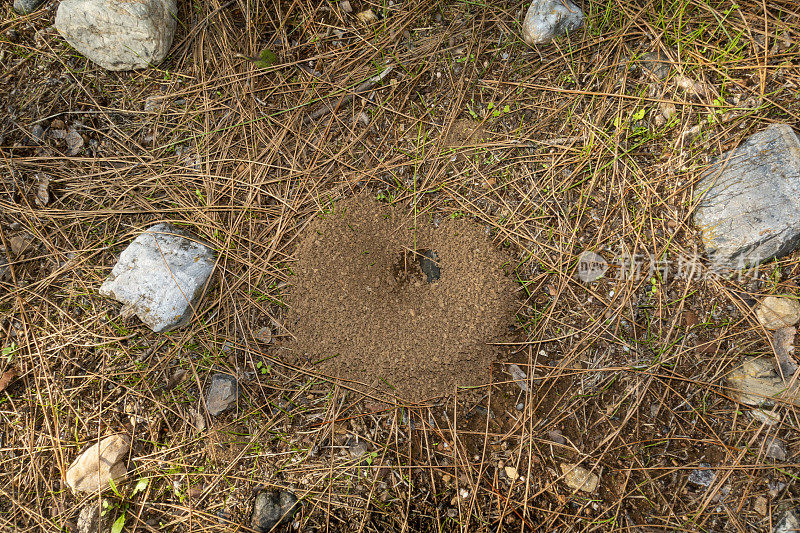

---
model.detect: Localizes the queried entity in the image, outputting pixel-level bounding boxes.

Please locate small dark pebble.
[251,490,299,532]
[30,124,45,145]
[418,249,440,283]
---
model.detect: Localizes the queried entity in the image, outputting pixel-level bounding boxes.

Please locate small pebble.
[688,464,716,487]
[775,509,800,533]
[205,373,239,416]
[560,463,599,493]
[756,296,800,330]
[765,438,787,461]
[504,465,519,480]
[251,490,299,533]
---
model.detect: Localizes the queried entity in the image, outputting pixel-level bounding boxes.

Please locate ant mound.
[283,195,518,400]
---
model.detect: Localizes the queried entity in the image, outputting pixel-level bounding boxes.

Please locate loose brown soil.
[283,195,518,400]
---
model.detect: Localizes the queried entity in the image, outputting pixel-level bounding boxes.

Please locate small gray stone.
[77,500,109,533]
[522,0,584,45]
[688,464,716,487]
[639,50,673,80]
[765,438,787,461]
[13,0,46,14]
[205,373,239,416]
[0,253,8,281]
[348,439,368,459]
[694,124,800,271]
[251,490,299,532]
[417,249,440,283]
[99,223,215,333]
[775,509,800,533]
[54,0,177,71]
[750,408,780,426]
[29,123,45,145]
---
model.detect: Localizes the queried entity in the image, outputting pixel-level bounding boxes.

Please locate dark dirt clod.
[251,490,299,532]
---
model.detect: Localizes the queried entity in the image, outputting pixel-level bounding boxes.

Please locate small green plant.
[111,514,125,533]
[131,478,149,496]
[375,191,395,203]
[486,102,511,118]
[2,342,17,363]
[254,49,278,69]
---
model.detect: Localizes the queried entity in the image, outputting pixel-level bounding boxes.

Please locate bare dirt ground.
[1,0,800,531]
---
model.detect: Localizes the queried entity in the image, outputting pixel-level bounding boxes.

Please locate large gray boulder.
[522,0,584,45]
[100,223,215,333]
[54,0,177,71]
[694,124,800,271]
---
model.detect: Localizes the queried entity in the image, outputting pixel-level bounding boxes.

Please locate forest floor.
[1,0,800,531]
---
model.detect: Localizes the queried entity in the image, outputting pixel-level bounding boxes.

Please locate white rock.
[756,296,800,330]
[54,0,177,71]
[504,465,520,480]
[750,408,781,426]
[66,435,130,493]
[775,509,800,533]
[522,0,584,45]
[560,463,599,493]
[100,223,215,333]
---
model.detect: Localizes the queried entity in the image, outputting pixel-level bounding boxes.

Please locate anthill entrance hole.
[392,249,441,284]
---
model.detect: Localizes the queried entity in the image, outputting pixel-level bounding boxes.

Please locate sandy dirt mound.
[283,195,518,400]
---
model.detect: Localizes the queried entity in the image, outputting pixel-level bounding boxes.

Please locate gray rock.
[688,464,715,487]
[13,0,46,14]
[99,223,215,333]
[775,509,800,533]
[0,253,8,281]
[77,500,109,533]
[522,0,584,45]
[54,0,177,71]
[417,249,440,283]
[765,438,787,461]
[29,123,45,145]
[205,373,239,416]
[251,490,299,532]
[348,439,368,459]
[694,124,800,271]
[639,50,673,80]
